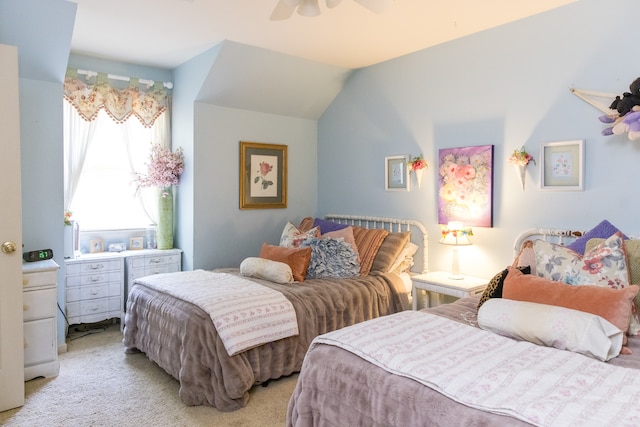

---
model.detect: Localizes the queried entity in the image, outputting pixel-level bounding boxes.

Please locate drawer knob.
[23,278,28,286]
[90,290,99,295]
[150,258,162,264]
[23,304,28,312]
[90,276,100,282]
[89,263,104,270]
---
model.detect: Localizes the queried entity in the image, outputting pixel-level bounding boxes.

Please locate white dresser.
[124,248,182,308]
[22,259,60,381]
[64,253,125,329]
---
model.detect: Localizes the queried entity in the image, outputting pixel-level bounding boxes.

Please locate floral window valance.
[63,69,170,128]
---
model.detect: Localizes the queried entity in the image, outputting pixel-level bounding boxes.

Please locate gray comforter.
[286,296,640,427]
[122,268,407,411]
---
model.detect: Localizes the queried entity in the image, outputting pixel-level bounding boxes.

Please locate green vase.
[157,187,174,249]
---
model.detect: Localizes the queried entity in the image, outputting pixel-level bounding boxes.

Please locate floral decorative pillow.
[534,232,630,288]
[300,237,360,279]
[279,221,320,248]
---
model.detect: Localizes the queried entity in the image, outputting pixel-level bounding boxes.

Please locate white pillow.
[478,298,623,361]
[240,257,294,284]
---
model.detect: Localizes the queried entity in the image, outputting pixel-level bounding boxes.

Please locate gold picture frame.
[240,141,287,209]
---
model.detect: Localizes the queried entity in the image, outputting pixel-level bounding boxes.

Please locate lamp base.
[448,273,464,280]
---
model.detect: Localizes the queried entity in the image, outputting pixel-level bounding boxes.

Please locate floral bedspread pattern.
[312,310,640,427]
[134,270,298,356]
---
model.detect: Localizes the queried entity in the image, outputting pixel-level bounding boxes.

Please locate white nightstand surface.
[412,271,489,310]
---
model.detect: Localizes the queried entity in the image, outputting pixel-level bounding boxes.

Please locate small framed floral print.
[130,237,144,250]
[540,140,584,191]
[385,155,410,191]
[89,239,104,253]
[240,141,287,209]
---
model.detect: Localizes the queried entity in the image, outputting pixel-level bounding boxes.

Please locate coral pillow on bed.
[259,243,312,282]
[240,257,294,284]
[478,298,623,361]
[477,266,530,310]
[502,266,639,336]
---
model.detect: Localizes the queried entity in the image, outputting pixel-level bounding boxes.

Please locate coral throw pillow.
[503,266,638,336]
[259,243,312,282]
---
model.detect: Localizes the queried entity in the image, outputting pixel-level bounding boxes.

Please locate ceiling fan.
[270,0,393,21]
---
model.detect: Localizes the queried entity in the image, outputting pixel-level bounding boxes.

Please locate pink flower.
[136,143,184,190]
[259,162,273,176]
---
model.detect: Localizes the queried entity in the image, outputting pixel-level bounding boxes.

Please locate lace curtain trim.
[63,71,169,128]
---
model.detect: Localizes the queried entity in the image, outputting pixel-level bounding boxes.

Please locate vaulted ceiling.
[69,0,577,70]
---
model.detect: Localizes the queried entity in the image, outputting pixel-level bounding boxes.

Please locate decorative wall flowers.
[508,146,535,190]
[408,155,428,189]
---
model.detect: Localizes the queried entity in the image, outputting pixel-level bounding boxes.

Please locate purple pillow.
[566,220,628,254]
[313,218,348,234]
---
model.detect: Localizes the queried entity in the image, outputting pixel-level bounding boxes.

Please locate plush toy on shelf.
[599,77,640,140]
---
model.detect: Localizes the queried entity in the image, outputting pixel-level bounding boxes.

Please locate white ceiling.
[69,0,576,70]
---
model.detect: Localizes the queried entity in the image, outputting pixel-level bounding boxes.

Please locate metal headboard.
[513,228,585,257]
[324,214,428,274]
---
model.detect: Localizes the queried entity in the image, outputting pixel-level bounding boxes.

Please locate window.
[64,104,169,231]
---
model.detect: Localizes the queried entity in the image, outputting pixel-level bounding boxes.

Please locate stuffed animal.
[600,77,640,139]
[613,108,640,140]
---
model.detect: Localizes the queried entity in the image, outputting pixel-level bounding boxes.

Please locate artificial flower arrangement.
[64,210,73,226]
[508,146,535,167]
[136,143,185,195]
[407,155,428,172]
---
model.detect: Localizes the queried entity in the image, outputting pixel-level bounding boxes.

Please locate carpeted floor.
[0,323,297,426]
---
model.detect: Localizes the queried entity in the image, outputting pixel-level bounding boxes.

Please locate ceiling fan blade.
[270,0,300,21]
[352,0,393,14]
[325,0,342,8]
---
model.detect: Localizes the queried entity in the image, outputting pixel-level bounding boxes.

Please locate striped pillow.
[352,227,389,275]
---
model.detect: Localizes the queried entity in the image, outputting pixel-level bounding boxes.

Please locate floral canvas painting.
[438,145,493,227]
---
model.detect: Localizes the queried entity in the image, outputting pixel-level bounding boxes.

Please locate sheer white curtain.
[63,99,98,211]
[122,110,171,225]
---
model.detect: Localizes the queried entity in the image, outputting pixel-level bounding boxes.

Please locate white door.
[0,43,25,412]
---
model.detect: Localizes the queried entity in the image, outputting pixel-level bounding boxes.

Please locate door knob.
[1,241,16,254]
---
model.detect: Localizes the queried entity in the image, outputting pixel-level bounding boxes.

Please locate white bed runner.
[135,270,298,356]
[312,310,640,427]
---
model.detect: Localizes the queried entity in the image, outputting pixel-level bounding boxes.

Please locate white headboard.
[324,214,428,274]
[513,228,586,257]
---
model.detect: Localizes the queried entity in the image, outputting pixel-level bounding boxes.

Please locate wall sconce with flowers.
[408,154,428,189]
[508,146,535,190]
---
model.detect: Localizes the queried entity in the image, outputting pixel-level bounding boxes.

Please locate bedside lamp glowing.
[439,221,473,280]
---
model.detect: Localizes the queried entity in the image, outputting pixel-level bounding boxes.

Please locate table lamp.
[439,221,473,280]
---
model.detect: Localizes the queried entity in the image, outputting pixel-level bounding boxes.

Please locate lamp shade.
[440,221,473,246]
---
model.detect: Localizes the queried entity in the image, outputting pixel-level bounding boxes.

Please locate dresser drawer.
[66,270,121,287]
[78,259,122,273]
[23,288,56,321]
[66,296,121,318]
[129,254,180,268]
[80,282,121,300]
[22,270,56,289]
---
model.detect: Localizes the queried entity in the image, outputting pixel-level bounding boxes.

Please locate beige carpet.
[0,324,297,426]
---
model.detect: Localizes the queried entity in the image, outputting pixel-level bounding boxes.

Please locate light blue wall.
[318,0,640,280]
[192,104,318,269]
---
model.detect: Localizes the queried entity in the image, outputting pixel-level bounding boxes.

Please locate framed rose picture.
[385,155,410,191]
[240,141,287,209]
[540,140,584,191]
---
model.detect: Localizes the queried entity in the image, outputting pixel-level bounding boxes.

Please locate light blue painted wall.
[192,104,318,269]
[318,0,640,280]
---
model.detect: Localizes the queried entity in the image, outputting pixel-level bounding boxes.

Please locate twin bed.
[122,214,428,411]
[287,225,640,426]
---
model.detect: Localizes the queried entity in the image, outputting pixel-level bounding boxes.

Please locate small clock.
[23,249,54,262]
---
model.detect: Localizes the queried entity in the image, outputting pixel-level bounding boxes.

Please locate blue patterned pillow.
[301,237,360,279]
